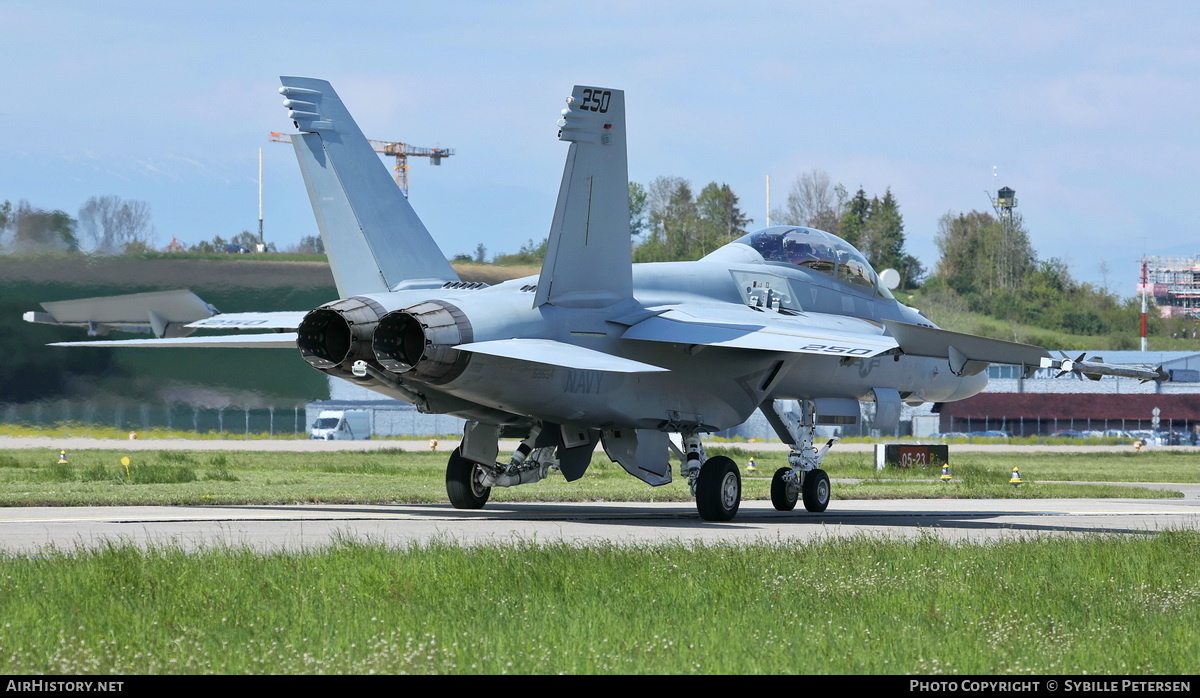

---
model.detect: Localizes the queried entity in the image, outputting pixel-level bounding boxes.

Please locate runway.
[1,493,1197,552]
[2,437,1197,551]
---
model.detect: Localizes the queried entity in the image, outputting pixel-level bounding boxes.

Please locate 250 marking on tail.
[578,88,612,113]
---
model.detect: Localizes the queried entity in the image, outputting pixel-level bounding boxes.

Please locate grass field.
[1,533,1197,674]
[0,447,1187,507]
[0,447,1194,675]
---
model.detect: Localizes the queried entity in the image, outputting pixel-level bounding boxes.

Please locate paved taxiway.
[1,438,1196,551]
[1,492,1196,552]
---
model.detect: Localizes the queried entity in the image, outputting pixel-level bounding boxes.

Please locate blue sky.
[3,1,1197,293]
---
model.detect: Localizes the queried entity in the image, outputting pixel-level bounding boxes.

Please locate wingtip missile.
[1040,355,1169,382]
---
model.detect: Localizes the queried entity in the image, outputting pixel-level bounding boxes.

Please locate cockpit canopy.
[733,226,894,299]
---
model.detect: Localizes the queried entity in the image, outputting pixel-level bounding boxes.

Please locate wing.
[28,291,304,349]
[619,304,898,358]
[881,319,1047,376]
[882,319,1167,381]
[23,289,218,338]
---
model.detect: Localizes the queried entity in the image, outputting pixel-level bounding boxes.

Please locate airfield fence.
[0,400,308,437]
[949,415,1199,442]
[4,399,1194,442]
[0,400,468,439]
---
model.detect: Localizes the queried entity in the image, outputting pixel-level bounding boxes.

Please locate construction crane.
[269,132,454,198]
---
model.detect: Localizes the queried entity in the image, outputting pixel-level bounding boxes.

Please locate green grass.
[824,449,1200,484]
[0,448,1184,507]
[0,533,1197,674]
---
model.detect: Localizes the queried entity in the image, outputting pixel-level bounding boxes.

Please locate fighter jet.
[44,77,1168,520]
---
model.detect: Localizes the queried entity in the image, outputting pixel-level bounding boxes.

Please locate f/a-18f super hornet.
[41,77,1168,520]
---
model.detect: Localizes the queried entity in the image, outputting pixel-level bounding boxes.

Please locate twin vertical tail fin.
[534,86,633,309]
[278,77,458,298]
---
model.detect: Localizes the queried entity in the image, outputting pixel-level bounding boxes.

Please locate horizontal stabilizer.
[622,306,898,357]
[455,339,668,373]
[50,333,298,349]
[187,312,306,331]
[25,289,217,338]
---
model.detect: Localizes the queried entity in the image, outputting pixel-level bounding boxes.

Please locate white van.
[310,410,371,440]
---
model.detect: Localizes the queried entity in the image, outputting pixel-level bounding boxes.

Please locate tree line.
[0,195,328,255]
[630,178,753,262]
[622,171,922,291]
[926,209,1146,344]
[0,196,157,254]
[622,169,1151,342]
[6,178,1166,343]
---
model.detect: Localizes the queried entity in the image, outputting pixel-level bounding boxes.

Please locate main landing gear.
[446,426,560,510]
[766,400,835,514]
[673,402,839,522]
[772,466,830,512]
[447,407,836,521]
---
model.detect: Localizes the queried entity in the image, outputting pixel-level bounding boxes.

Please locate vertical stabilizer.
[279,77,458,297]
[534,86,632,309]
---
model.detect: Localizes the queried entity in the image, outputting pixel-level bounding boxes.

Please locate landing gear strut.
[766,400,835,513]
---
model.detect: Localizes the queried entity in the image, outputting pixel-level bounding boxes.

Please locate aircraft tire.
[802,468,830,513]
[771,467,798,511]
[696,456,740,521]
[446,447,491,509]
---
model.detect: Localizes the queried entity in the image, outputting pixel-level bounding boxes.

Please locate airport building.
[1140,256,1200,318]
[936,350,1200,438]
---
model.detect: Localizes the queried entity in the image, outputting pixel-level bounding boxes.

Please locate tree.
[636,176,700,262]
[860,189,921,288]
[934,210,1034,302]
[6,200,78,252]
[628,181,648,238]
[696,182,752,255]
[0,200,10,239]
[838,187,871,250]
[493,238,547,265]
[473,243,488,264]
[291,235,325,255]
[774,169,846,233]
[191,235,228,254]
[77,196,156,254]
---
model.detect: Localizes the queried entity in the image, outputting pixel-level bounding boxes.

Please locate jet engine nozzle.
[297,297,389,373]
[373,300,473,384]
